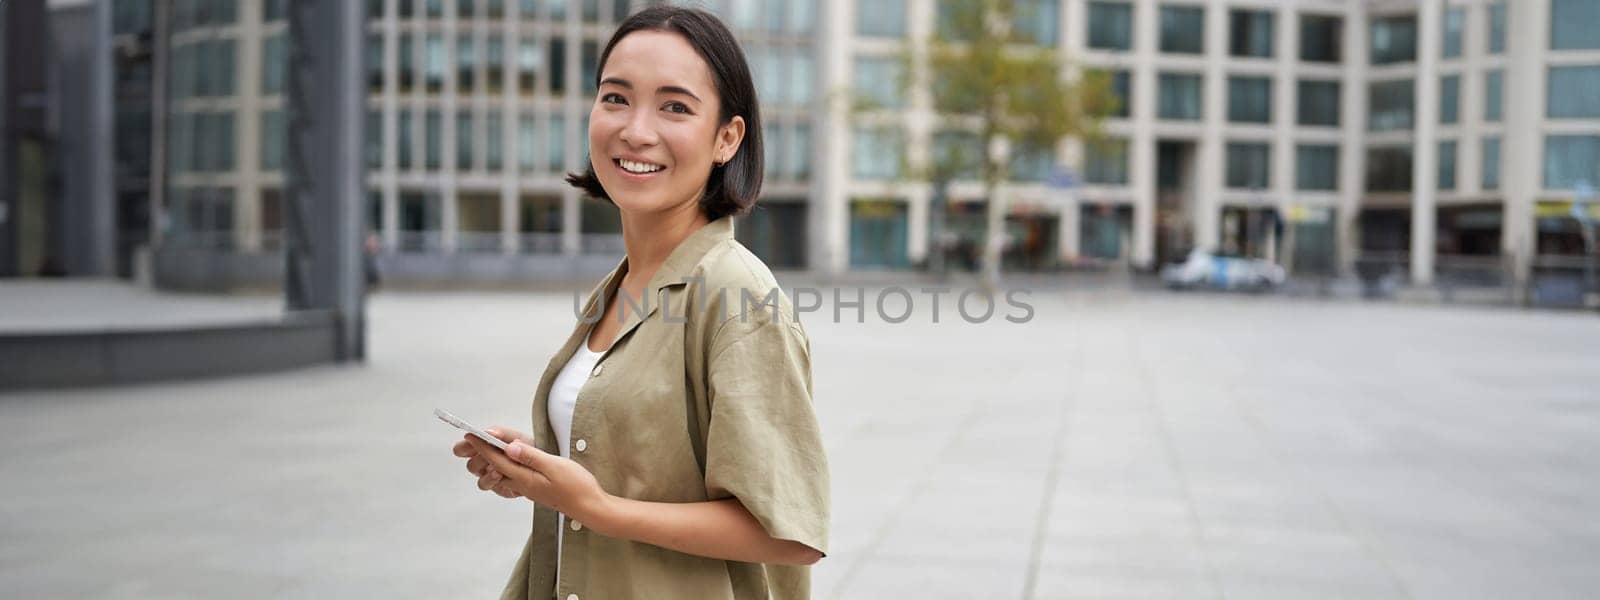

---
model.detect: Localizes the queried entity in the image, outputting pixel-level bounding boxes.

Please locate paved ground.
[2,286,1598,599]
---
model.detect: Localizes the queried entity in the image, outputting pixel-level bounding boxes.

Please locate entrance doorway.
[1155,140,1197,264]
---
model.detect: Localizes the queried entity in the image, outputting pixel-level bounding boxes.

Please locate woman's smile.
[613,156,667,181]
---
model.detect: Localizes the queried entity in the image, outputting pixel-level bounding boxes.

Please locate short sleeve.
[703,315,830,555]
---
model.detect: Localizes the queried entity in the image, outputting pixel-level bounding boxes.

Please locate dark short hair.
[565,6,763,221]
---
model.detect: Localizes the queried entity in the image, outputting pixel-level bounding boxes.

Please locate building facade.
[121,0,1600,291]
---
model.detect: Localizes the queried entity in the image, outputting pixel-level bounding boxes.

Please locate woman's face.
[589,30,744,216]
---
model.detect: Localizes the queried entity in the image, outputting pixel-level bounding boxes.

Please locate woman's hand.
[464,434,612,521]
[452,427,529,499]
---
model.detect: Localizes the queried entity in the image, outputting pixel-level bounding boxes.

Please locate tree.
[857,0,1118,291]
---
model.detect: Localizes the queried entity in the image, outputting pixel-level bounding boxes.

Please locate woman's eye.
[662,102,691,115]
[601,93,628,105]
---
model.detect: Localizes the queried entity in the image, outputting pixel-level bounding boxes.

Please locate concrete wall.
[0,310,341,390]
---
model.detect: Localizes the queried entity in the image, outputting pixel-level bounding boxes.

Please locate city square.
[3,287,1597,599]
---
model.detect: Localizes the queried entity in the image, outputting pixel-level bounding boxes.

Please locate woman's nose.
[619,111,659,147]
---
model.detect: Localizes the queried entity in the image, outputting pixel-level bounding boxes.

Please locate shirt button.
[570,520,583,531]
[591,363,603,377]
[566,595,579,600]
[574,439,588,452]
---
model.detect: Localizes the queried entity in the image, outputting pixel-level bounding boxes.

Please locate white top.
[547,332,605,577]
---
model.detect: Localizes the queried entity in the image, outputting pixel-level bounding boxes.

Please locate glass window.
[400,0,415,18]
[1088,2,1133,51]
[849,199,909,269]
[1484,70,1503,121]
[1084,138,1129,185]
[1230,9,1274,58]
[518,114,537,171]
[547,114,566,171]
[460,0,477,18]
[1108,70,1131,118]
[114,0,153,33]
[518,37,541,94]
[1442,7,1464,58]
[763,123,783,177]
[261,110,284,171]
[1227,77,1272,123]
[366,110,383,170]
[486,37,505,91]
[425,34,446,91]
[1008,140,1054,182]
[488,0,505,19]
[854,56,903,109]
[754,46,782,106]
[1226,142,1270,189]
[1548,66,1600,118]
[211,40,237,97]
[1440,75,1459,124]
[789,123,811,180]
[932,130,982,179]
[732,0,761,31]
[857,0,906,37]
[425,110,442,170]
[790,52,815,107]
[1296,144,1338,191]
[212,112,236,171]
[398,109,414,169]
[262,35,285,96]
[1368,79,1414,131]
[458,37,477,92]
[1482,137,1500,190]
[1160,6,1205,54]
[1300,15,1342,63]
[264,0,286,22]
[549,37,566,95]
[1365,146,1413,192]
[519,0,535,18]
[581,41,599,95]
[1438,140,1456,190]
[1297,80,1340,127]
[788,0,815,34]
[581,0,599,22]
[853,127,902,180]
[1553,0,1600,50]
[1158,73,1202,120]
[367,33,385,92]
[1370,15,1417,65]
[486,111,503,171]
[427,0,443,18]
[1012,0,1059,47]
[210,0,238,25]
[1488,2,1506,54]
[398,33,415,91]
[1544,135,1600,190]
[550,0,568,19]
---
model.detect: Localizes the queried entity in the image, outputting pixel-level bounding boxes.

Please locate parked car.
[1161,248,1286,292]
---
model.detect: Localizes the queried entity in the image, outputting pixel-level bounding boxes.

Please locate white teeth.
[619,159,663,174]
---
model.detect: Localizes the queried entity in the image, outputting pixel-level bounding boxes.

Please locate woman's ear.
[714,116,745,164]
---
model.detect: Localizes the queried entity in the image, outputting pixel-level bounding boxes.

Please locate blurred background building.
[3,0,1598,300]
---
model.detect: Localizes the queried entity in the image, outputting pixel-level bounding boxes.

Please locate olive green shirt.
[501,217,830,600]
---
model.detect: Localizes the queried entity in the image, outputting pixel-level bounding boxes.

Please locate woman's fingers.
[452,437,477,458]
[466,455,489,476]
[477,469,502,491]
[491,482,519,499]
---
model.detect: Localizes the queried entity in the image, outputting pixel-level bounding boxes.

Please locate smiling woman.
[448,6,828,600]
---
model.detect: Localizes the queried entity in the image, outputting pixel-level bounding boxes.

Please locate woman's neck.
[617,201,711,290]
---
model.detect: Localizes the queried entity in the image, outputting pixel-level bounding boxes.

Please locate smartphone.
[435,408,510,451]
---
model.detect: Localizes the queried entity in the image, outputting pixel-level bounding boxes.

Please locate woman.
[451,6,829,600]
